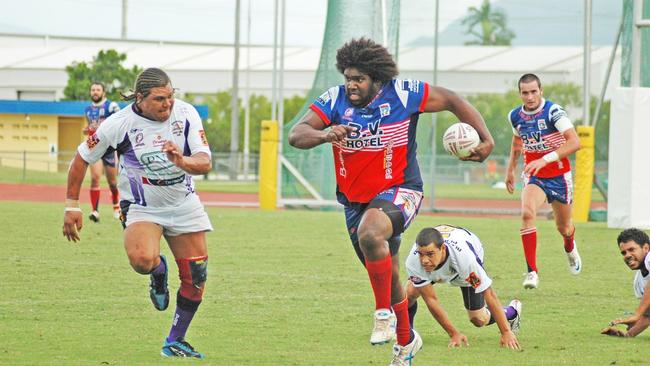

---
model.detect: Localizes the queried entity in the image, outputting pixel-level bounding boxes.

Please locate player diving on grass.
[601,228,650,337]
[288,38,494,366]
[406,226,521,350]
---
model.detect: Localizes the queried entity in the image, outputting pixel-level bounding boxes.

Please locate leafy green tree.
[63,49,141,101]
[462,0,515,46]
[434,82,584,157]
[197,91,306,153]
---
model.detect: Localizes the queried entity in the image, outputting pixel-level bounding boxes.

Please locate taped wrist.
[542,151,559,163]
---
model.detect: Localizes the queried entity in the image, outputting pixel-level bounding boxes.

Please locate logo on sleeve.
[465,272,481,289]
[86,134,100,149]
[316,90,331,105]
[171,120,184,136]
[409,275,427,285]
[379,103,391,117]
[199,130,209,146]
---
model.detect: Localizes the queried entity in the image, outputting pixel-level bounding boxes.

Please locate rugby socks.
[90,187,100,211]
[407,300,418,328]
[486,306,518,325]
[365,255,392,310]
[563,227,575,253]
[109,185,119,205]
[151,256,166,277]
[520,227,538,273]
[167,294,200,342]
[393,297,411,346]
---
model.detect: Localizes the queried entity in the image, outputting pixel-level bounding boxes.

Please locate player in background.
[288,38,494,366]
[406,226,521,350]
[601,228,650,337]
[505,73,582,289]
[63,68,212,358]
[84,82,121,222]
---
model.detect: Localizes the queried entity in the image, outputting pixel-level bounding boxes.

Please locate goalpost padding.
[607,87,650,228]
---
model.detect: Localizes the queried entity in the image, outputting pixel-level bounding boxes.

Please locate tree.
[461,0,515,46]
[63,49,141,101]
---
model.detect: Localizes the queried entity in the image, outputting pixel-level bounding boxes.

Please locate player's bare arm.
[524,127,581,176]
[411,281,468,348]
[288,110,355,149]
[484,287,520,350]
[505,136,522,194]
[607,280,650,337]
[63,153,90,242]
[162,142,211,175]
[422,85,494,162]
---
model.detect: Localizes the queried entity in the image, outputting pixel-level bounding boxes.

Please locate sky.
[0,0,487,45]
[0,0,621,46]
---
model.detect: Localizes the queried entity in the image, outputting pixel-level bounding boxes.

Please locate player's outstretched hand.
[448,332,469,348]
[600,326,627,337]
[460,141,493,162]
[63,211,83,242]
[610,314,639,327]
[325,125,355,143]
[500,331,520,350]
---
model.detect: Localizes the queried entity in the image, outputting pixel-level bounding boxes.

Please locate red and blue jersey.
[508,99,574,178]
[85,99,120,134]
[310,79,429,204]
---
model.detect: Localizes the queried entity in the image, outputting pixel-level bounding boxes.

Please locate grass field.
[0,201,645,365]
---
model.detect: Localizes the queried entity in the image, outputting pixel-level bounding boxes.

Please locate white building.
[0,34,620,102]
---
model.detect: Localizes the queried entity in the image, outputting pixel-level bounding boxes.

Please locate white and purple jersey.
[77,99,211,209]
[633,251,650,299]
[508,99,574,178]
[406,225,492,293]
[85,99,120,133]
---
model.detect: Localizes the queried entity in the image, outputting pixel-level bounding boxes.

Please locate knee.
[178,256,208,302]
[521,207,536,223]
[358,228,385,252]
[469,316,486,327]
[128,253,159,274]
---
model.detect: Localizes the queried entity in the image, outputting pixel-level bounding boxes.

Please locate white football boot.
[370,308,396,345]
[507,299,522,335]
[566,244,582,275]
[522,271,539,289]
[389,329,423,366]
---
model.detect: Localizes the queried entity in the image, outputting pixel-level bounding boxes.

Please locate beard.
[91,95,103,103]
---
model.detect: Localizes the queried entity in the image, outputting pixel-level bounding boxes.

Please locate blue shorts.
[101,149,117,168]
[344,186,423,263]
[524,172,573,204]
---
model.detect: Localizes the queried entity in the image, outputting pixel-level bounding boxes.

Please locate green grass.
[0,202,644,365]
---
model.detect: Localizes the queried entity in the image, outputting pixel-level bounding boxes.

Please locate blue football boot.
[161,337,205,359]
[149,255,169,311]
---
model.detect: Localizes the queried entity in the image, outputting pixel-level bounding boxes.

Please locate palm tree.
[461,0,515,46]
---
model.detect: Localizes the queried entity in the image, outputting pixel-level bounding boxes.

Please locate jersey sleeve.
[108,101,120,115]
[549,103,573,133]
[507,109,519,136]
[183,104,212,157]
[457,250,492,293]
[77,115,119,164]
[393,79,429,114]
[309,86,342,126]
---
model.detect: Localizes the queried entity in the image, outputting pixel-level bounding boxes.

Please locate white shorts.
[124,194,213,237]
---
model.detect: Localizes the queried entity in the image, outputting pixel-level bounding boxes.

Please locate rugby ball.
[442,122,480,158]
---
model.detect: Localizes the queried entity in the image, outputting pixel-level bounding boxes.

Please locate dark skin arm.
[423,86,494,162]
[62,153,89,242]
[288,109,355,149]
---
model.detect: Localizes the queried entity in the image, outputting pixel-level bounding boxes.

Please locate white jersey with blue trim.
[633,251,650,299]
[406,225,492,293]
[77,99,211,209]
